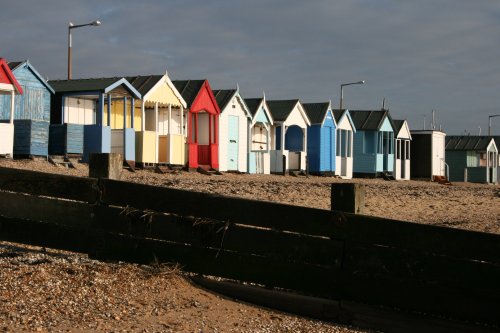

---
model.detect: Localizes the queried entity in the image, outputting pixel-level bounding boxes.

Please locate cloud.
[1,0,500,133]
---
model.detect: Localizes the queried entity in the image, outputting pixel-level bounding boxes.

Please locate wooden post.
[331,183,364,214]
[89,153,122,180]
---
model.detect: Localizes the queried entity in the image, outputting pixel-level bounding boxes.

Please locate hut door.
[227,116,239,170]
[325,128,332,170]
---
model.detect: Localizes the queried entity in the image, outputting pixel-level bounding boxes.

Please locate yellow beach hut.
[104,73,187,166]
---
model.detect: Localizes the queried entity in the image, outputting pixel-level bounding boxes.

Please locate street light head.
[92,20,101,26]
[359,80,365,84]
[69,22,74,27]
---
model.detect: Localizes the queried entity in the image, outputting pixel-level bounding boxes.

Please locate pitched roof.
[332,109,347,123]
[172,80,205,107]
[8,60,54,94]
[125,75,163,95]
[212,89,236,110]
[49,78,124,93]
[302,102,330,124]
[244,98,263,117]
[349,110,391,131]
[445,136,496,151]
[266,99,300,122]
[392,119,405,133]
[0,58,23,94]
[7,61,23,71]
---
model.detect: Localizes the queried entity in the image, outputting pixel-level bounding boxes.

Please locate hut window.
[405,140,410,160]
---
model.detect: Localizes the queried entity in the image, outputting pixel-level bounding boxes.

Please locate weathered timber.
[191,276,343,322]
[100,179,335,237]
[341,301,500,333]
[0,190,92,228]
[332,212,500,264]
[331,183,365,214]
[89,153,122,180]
[0,215,95,254]
[91,205,344,267]
[0,166,98,203]
[92,233,339,296]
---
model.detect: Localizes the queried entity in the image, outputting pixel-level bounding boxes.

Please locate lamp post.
[68,20,101,80]
[488,114,500,136]
[340,80,365,110]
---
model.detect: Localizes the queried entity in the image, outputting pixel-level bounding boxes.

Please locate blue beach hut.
[0,60,54,157]
[303,101,336,175]
[350,109,395,178]
[49,78,141,163]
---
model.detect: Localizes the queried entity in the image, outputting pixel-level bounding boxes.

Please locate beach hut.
[0,60,54,157]
[103,74,187,166]
[213,88,251,172]
[303,102,336,175]
[410,130,447,180]
[350,110,395,178]
[244,96,274,174]
[49,78,141,164]
[393,119,412,180]
[267,99,311,173]
[332,109,356,179]
[0,58,23,157]
[445,136,498,184]
[172,80,221,170]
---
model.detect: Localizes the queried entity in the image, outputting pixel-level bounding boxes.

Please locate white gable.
[283,102,311,128]
[396,120,412,140]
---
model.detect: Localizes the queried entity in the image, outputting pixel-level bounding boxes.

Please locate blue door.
[324,128,332,171]
[228,116,239,170]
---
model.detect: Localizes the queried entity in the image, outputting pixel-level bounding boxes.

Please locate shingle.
[212,89,236,111]
[172,80,206,107]
[266,99,299,122]
[302,102,329,124]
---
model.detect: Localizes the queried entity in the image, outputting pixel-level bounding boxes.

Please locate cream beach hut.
[213,88,251,172]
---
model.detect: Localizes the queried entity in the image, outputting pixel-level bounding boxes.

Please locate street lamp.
[68,20,101,80]
[488,114,500,136]
[340,80,365,110]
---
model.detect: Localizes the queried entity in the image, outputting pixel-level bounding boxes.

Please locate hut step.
[382,171,395,181]
[123,160,136,173]
[48,156,75,168]
[197,166,222,176]
[433,175,452,186]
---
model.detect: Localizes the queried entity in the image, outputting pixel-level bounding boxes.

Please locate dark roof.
[332,109,348,123]
[48,78,127,93]
[445,136,495,151]
[172,80,206,107]
[7,61,23,71]
[349,110,391,131]
[392,119,405,133]
[266,99,299,122]
[244,98,263,116]
[125,75,163,95]
[302,102,329,124]
[212,89,236,110]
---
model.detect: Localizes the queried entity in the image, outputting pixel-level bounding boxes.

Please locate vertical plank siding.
[13,119,49,156]
[0,64,52,156]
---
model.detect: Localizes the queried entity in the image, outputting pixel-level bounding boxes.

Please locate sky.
[2,0,500,135]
